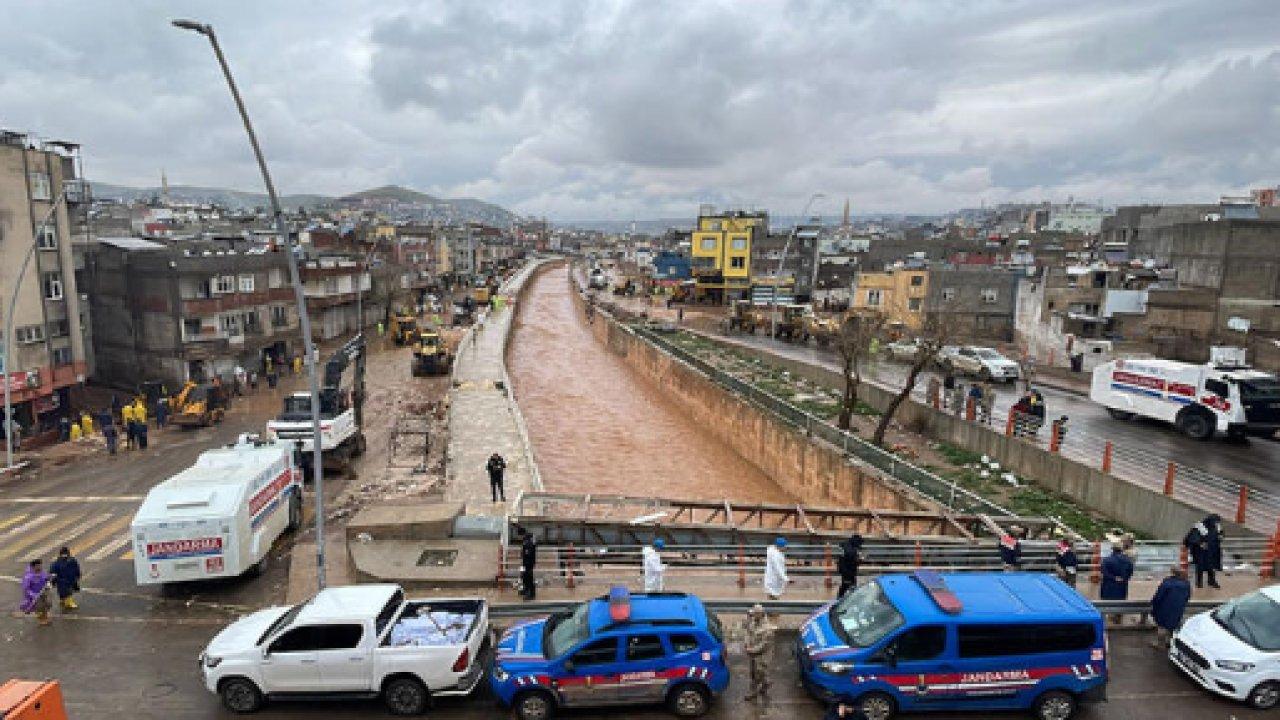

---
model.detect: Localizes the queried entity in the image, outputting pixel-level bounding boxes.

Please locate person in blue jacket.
[49,546,82,611]
[1100,544,1135,624]
[1150,565,1191,649]
[1184,514,1223,589]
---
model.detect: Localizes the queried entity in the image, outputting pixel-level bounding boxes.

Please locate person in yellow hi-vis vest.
[69,422,83,441]
[121,403,135,449]
[80,412,94,435]
[292,356,302,375]
[133,400,147,424]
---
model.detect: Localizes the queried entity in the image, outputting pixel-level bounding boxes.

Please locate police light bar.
[608,586,631,623]
[912,570,963,615]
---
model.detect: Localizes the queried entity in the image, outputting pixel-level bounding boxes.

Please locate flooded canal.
[508,265,793,503]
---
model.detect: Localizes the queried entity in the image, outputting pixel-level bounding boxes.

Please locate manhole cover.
[416,548,458,567]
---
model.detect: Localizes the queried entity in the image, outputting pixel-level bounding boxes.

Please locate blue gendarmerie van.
[797,571,1107,720]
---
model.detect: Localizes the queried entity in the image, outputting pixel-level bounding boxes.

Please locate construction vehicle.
[170,380,229,428]
[804,313,841,347]
[723,300,767,335]
[411,328,453,376]
[452,296,476,327]
[472,284,491,306]
[389,310,418,346]
[1,679,69,720]
[265,334,367,474]
[773,303,813,341]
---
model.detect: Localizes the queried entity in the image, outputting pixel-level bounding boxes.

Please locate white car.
[1170,584,1280,710]
[200,584,490,715]
[939,345,1021,382]
[885,338,927,362]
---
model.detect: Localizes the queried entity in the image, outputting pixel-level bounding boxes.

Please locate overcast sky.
[3,0,1279,219]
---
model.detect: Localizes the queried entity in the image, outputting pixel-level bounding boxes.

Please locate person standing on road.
[950,382,966,417]
[836,533,863,597]
[50,546,81,612]
[136,418,149,450]
[102,418,118,455]
[999,526,1025,570]
[1184,514,1224,589]
[156,397,169,428]
[967,382,983,420]
[292,355,302,376]
[926,376,942,409]
[518,527,537,600]
[19,559,53,626]
[643,538,667,592]
[1100,544,1135,624]
[742,604,775,701]
[486,453,507,502]
[979,381,996,424]
[1054,540,1079,587]
[121,402,135,449]
[764,537,789,600]
[1150,565,1191,649]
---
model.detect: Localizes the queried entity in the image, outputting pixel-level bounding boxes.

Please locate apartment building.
[300,254,370,340]
[85,236,301,388]
[690,207,768,303]
[852,266,929,331]
[0,131,91,433]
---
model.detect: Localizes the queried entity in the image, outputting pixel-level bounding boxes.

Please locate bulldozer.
[723,300,767,335]
[773,303,814,341]
[170,379,229,428]
[411,328,453,377]
[804,313,841,347]
[389,310,418,346]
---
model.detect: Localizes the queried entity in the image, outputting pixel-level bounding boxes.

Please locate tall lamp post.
[770,192,825,340]
[172,19,329,589]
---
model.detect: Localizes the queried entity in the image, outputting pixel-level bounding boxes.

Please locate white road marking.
[88,534,133,562]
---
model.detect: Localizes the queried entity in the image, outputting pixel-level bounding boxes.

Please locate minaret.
[841,198,850,228]
[161,169,170,204]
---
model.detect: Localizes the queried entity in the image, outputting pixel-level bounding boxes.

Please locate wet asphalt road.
[716,333,1280,494]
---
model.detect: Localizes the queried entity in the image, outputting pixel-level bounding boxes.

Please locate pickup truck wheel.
[1178,410,1214,440]
[286,493,302,532]
[513,690,555,720]
[667,683,710,717]
[855,691,896,720]
[383,676,429,715]
[219,678,264,714]
[1033,690,1077,720]
[1247,681,1279,710]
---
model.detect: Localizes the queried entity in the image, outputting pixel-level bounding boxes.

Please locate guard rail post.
[1163,462,1176,496]
[566,543,576,590]
[1235,486,1249,526]
[1101,441,1113,474]
[914,541,922,568]
[823,544,833,590]
[737,543,746,589]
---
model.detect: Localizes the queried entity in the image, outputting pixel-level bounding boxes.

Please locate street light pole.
[771,192,825,340]
[4,188,71,469]
[173,19,328,589]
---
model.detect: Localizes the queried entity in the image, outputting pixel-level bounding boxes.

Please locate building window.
[16,325,45,344]
[941,287,956,301]
[36,225,57,250]
[730,237,748,250]
[981,288,999,304]
[219,314,240,336]
[214,275,235,294]
[241,311,260,333]
[730,256,746,269]
[51,347,73,367]
[28,172,51,201]
[238,274,255,293]
[183,319,203,340]
[269,269,284,288]
[908,297,923,311]
[866,289,883,306]
[271,305,288,328]
[910,275,924,286]
[700,237,717,251]
[47,320,70,338]
[42,272,64,300]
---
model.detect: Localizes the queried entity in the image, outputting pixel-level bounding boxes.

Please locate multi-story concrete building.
[927,267,1022,341]
[750,225,820,302]
[851,266,929,331]
[300,254,370,341]
[0,132,91,434]
[690,207,768,303]
[85,236,301,387]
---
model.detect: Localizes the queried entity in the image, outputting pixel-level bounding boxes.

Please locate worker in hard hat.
[643,538,667,593]
[764,537,789,600]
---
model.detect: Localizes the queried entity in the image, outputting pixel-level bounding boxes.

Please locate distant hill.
[90,182,521,225]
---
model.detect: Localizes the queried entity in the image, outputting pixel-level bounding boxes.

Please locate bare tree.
[872,311,952,446]
[834,310,886,430]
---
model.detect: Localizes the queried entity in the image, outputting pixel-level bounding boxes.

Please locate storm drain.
[416,548,459,567]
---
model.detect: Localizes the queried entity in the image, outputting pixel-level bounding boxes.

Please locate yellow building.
[690,209,768,303]
[374,224,398,242]
[852,267,929,331]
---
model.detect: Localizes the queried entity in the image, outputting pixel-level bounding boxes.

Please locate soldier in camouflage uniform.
[742,604,775,701]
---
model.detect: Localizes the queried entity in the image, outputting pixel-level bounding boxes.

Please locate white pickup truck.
[200,584,490,715]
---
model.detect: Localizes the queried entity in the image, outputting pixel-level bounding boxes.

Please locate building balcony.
[181,287,294,315]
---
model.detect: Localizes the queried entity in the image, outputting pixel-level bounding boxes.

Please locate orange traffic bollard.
[914,541,923,568]
[823,544,833,590]
[965,397,976,422]
[1101,441,1113,473]
[1005,411,1015,438]
[1235,485,1249,525]
[1164,462,1176,496]
[1049,422,1062,452]
[737,543,746,589]
[566,543,576,590]
[1262,521,1280,580]
[1089,542,1102,584]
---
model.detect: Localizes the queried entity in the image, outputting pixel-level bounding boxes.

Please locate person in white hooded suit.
[643,538,667,592]
[764,537,789,599]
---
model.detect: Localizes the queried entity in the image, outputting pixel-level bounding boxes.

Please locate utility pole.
[173,19,329,589]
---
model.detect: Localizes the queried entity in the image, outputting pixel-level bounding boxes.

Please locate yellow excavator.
[389,310,418,346]
[411,329,453,377]
[170,379,229,428]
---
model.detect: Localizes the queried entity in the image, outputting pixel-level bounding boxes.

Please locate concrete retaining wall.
[561,285,941,519]
[701,338,1255,539]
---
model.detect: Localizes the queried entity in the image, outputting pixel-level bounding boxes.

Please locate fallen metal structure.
[510,491,1081,547]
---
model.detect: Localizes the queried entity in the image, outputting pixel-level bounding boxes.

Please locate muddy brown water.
[509,265,793,503]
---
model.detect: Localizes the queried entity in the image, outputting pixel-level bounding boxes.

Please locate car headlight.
[204,655,223,668]
[492,667,509,682]
[818,660,854,675]
[1214,659,1255,672]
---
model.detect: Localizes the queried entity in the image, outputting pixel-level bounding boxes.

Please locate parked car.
[199,584,490,715]
[491,588,729,719]
[939,346,1021,382]
[1170,584,1279,710]
[885,338,926,362]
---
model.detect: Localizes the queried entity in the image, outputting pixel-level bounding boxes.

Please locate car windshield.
[545,602,592,658]
[829,582,905,648]
[1212,591,1280,651]
[1239,378,1280,401]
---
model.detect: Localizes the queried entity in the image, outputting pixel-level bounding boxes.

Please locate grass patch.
[936,442,984,467]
